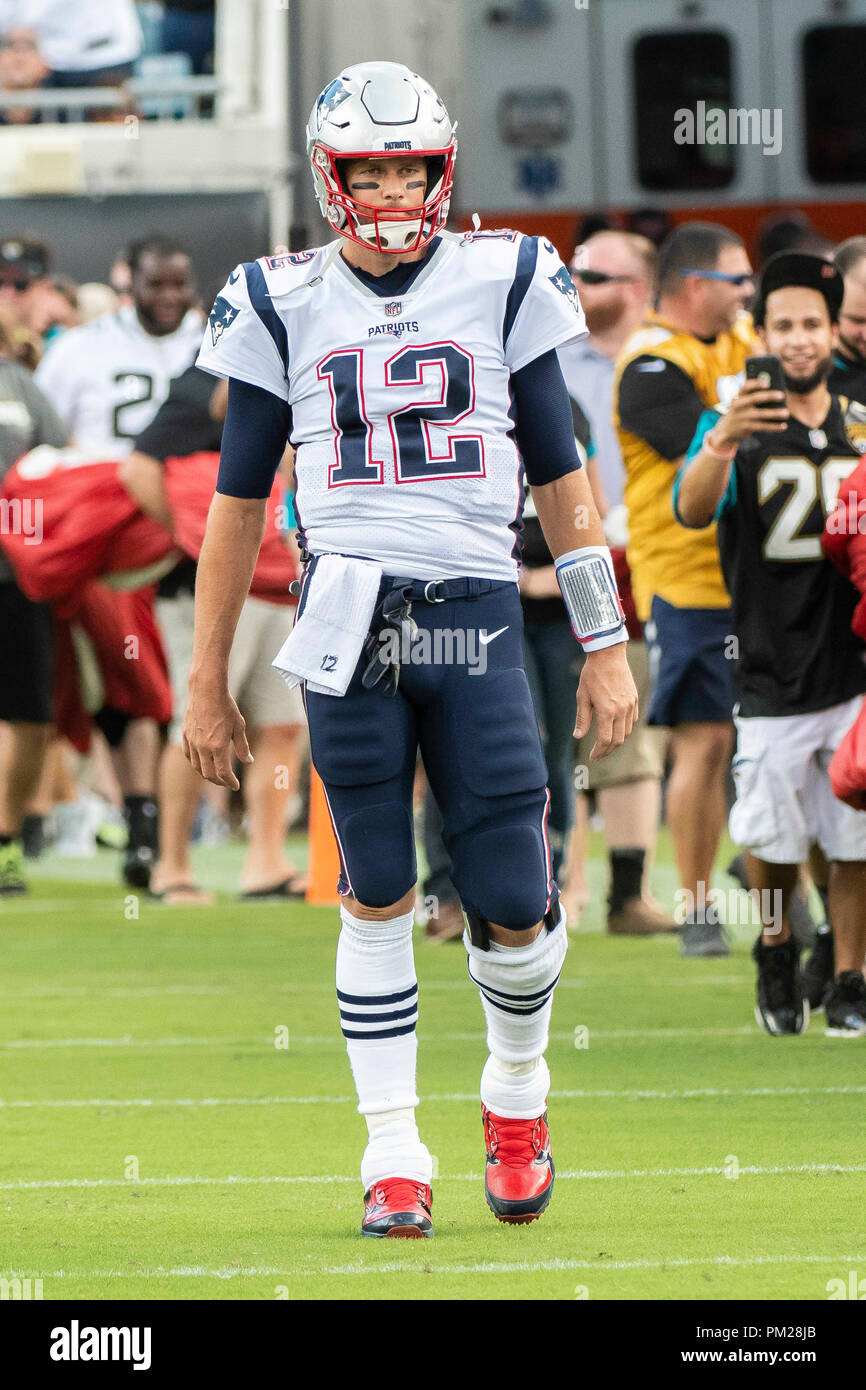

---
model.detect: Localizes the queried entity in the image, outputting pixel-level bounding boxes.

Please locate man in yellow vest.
[615,223,757,957]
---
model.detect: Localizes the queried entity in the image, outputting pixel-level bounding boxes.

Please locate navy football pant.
[302,578,556,930]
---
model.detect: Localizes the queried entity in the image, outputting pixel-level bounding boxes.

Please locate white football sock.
[336,904,432,1187]
[465,910,567,1119]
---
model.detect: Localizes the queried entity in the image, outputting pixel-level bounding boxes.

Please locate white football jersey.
[197,232,587,579]
[35,305,203,456]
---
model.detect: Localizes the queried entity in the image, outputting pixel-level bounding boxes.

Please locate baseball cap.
[754,251,843,326]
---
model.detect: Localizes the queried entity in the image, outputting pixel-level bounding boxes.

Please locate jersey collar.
[332,235,450,304]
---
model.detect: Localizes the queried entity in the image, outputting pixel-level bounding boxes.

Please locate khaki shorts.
[575,639,668,790]
[157,592,304,745]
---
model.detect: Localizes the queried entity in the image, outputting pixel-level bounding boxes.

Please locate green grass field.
[2,829,864,1302]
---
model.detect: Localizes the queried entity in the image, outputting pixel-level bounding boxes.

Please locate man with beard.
[830,237,866,406]
[615,222,757,957]
[675,252,866,1038]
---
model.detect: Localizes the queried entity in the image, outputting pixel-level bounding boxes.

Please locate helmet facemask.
[312,144,455,254]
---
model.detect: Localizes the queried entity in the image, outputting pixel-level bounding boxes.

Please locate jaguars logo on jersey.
[208,296,238,348]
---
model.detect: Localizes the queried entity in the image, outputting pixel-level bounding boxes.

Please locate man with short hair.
[615,221,757,957]
[830,236,866,405]
[676,252,866,1037]
[35,234,202,887]
[185,62,637,1237]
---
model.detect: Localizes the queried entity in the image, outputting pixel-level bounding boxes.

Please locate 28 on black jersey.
[714,396,866,717]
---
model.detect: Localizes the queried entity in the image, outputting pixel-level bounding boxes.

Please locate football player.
[676,252,866,1038]
[187,62,637,1235]
[34,234,202,888]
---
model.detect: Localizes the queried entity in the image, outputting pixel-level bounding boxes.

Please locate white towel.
[271,554,382,697]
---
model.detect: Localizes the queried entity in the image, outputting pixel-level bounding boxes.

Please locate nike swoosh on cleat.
[479,626,509,646]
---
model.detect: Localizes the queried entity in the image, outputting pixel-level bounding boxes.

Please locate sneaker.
[607,897,678,936]
[680,916,730,957]
[727,852,817,951]
[482,1105,554,1224]
[803,925,834,1010]
[0,840,27,895]
[824,971,866,1038]
[361,1179,433,1238]
[752,936,808,1036]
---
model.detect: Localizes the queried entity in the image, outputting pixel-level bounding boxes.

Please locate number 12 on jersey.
[317,343,485,486]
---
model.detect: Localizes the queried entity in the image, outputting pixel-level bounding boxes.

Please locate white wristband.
[555,545,628,652]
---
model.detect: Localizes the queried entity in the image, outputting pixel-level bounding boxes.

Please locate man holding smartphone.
[675,252,866,1038]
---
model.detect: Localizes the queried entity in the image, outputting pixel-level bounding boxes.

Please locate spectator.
[0,237,74,354]
[0,0,142,89]
[0,26,49,123]
[0,307,68,895]
[615,222,757,957]
[558,230,675,936]
[830,237,866,406]
[675,252,866,1036]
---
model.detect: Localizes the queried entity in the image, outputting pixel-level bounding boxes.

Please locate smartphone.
[745,354,785,407]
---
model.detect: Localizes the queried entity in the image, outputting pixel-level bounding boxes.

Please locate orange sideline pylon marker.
[306,767,342,905]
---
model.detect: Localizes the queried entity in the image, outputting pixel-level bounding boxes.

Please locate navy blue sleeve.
[510,350,584,486]
[215,377,293,499]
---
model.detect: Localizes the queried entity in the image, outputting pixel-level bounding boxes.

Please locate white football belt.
[272,553,382,696]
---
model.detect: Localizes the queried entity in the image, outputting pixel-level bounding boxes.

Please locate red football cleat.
[361,1178,434,1238]
[482,1105,555,1224]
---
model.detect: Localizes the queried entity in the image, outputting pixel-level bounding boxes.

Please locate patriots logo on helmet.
[548,265,582,314]
[316,77,351,130]
[209,295,237,347]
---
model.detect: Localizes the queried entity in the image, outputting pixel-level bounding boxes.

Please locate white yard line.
[11,1251,866,1280]
[3,1161,864,1192]
[0,1025,760,1049]
[3,1083,865,1109]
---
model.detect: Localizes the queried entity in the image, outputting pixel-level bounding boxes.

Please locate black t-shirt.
[617,354,707,460]
[133,365,223,598]
[715,395,866,716]
[522,397,592,625]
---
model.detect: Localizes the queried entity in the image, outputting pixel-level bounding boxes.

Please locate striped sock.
[336,905,431,1187]
[465,910,568,1119]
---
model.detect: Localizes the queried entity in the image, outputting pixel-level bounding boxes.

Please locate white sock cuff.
[480,1054,551,1119]
[339,904,416,945]
[463,911,568,993]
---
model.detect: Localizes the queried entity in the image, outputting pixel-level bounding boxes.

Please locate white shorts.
[730,695,866,863]
[157,592,304,745]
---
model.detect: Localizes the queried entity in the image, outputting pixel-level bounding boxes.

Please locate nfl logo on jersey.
[385,301,402,317]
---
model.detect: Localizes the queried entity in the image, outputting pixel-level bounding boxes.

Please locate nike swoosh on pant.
[479,626,509,646]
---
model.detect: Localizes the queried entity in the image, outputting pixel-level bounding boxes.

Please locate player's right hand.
[712,378,788,448]
[183,681,253,789]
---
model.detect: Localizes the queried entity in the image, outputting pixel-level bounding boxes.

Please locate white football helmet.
[306,61,456,254]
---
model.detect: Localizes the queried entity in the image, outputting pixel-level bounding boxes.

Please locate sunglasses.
[681,269,755,286]
[0,276,32,292]
[568,268,637,285]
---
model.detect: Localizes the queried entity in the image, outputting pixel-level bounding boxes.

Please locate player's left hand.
[574,644,638,759]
